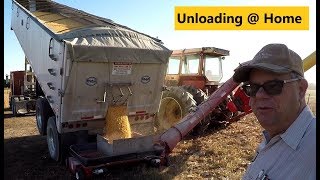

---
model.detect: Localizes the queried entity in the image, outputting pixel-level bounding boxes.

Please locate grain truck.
[9,0,260,177]
[9,58,38,116]
[10,1,316,179]
[11,0,172,162]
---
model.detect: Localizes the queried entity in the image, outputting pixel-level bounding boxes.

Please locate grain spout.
[103,105,132,143]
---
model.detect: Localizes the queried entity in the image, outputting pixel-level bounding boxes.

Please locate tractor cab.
[156,47,230,133]
[165,47,229,95]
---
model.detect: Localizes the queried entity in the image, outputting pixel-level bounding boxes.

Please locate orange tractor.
[155,47,251,134]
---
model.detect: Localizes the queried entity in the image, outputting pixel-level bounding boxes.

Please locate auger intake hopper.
[68,135,165,170]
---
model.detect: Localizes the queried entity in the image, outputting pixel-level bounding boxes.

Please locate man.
[232,43,316,180]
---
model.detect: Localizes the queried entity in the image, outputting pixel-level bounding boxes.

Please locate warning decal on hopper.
[112,63,133,75]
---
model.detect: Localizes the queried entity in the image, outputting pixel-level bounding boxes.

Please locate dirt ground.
[3,110,262,180]
[3,89,316,180]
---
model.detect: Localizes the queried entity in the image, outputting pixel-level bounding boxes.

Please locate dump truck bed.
[11,0,172,135]
[13,0,160,40]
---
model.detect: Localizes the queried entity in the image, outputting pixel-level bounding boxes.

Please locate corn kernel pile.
[32,11,86,33]
[104,105,132,143]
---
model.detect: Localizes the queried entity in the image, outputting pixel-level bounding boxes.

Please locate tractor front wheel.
[155,87,196,132]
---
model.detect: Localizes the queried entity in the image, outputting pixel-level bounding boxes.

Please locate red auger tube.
[155,77,240,154]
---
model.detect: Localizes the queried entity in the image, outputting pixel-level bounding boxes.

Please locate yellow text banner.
[175,6,309,30]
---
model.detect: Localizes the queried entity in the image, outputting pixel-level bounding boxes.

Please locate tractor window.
[181,54,199,74]
[167,57,180,74]
[205,56,223,82]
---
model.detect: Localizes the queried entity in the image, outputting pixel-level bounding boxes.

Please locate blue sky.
[4,0,316,83]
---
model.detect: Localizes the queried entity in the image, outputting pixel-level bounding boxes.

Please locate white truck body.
[11,0,172,136]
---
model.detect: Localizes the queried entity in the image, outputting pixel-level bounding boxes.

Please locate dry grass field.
[3,87,316,179]
[4,88,10,109]
[306,89,316,115]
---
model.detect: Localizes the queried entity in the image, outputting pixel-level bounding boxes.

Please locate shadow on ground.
[4,107,36,119]
[4,133,197,180]
[4,135,69,180]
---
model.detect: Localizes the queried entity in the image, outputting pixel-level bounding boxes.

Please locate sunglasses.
[242,78,301,97]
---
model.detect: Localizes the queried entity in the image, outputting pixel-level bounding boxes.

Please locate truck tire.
[11,97,17,117]
[9,96,12,109]
[156,87,196,132]
[75,167,86,180]
[182,85,208,105]
[47,116,61,162]
[36,97,54,135]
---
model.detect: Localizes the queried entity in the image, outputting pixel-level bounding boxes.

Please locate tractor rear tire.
[182,85,208,105]
[156,87,196,132]
[182,85,211,135]
[191,116,212,136]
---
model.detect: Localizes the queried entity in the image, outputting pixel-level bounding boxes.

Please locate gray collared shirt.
[242,106,316,180]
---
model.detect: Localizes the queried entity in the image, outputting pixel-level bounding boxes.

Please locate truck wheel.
[36,97,53,135]
[47,116,61,162]
[156,87,196,131]
[75,167,86,180]
[182,85,208,105]
[9,96,12,109]
[11,97,17,117]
